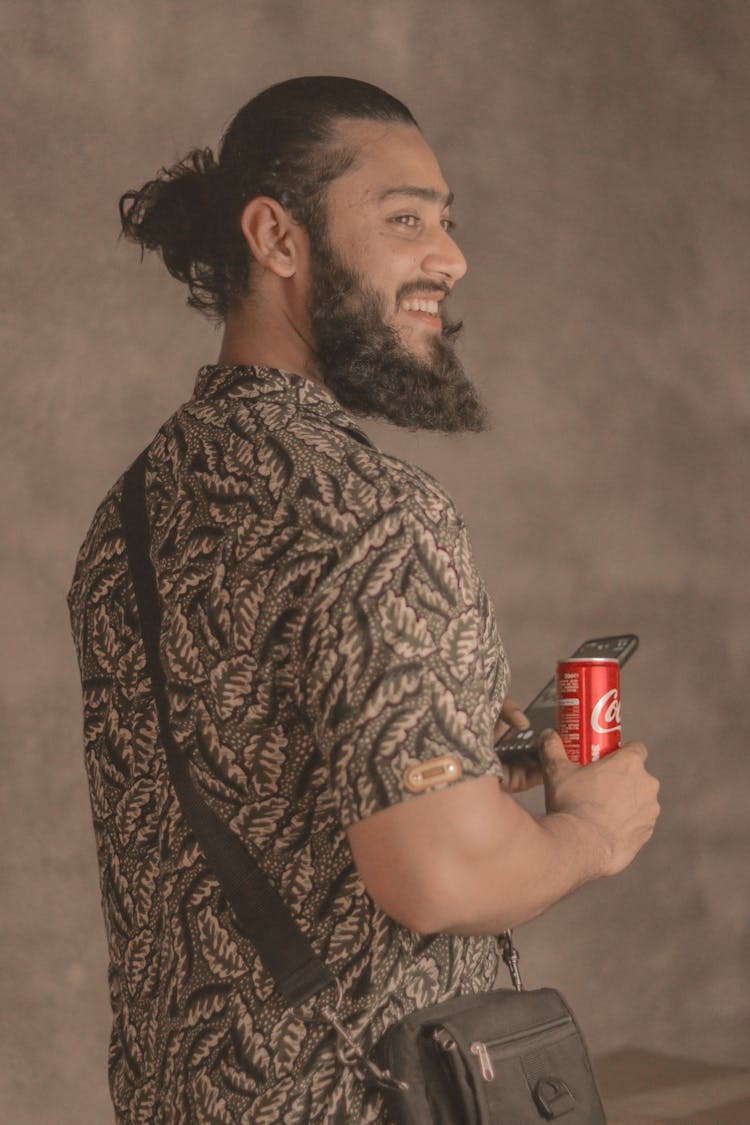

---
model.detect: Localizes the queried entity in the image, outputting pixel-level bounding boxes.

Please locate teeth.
[402,298,440,315]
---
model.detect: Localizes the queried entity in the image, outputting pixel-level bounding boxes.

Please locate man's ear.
[239,196,304,278]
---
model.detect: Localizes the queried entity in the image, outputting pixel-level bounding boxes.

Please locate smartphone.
[495,634,639,765]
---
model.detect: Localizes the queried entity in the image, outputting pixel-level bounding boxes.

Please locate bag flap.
[435,987,573,1050]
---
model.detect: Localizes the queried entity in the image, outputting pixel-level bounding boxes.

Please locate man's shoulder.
[374,449,461,526]
[66,395,465,617]
[173,389,462,531]
[287,425,463,543]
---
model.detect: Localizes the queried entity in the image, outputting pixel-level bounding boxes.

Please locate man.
[68,76,660,1123]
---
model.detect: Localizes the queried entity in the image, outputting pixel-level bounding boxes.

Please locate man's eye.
[390,214,457,233]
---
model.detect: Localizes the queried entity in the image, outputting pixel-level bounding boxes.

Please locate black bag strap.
[119,449,336,1007]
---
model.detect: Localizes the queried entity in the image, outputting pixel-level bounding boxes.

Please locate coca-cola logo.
[591,688,621,734]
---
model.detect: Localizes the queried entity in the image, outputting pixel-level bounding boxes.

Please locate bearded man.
[67,76,659,1123]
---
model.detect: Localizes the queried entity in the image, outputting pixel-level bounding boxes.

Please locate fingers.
[538,729,570,765]
[501,762,544,793]
[503,697,530,730]
[620,740,648,763]
[539,733,650,772]
[494,697,530,741]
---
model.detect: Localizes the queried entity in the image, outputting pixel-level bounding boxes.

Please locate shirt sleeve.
[296,503,506,828]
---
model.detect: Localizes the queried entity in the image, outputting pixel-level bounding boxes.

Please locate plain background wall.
[3,1,748,1121]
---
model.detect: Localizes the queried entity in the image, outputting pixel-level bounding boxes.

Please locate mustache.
[441,315,463,340]
[312,269,463,341]
[395,280,452,304]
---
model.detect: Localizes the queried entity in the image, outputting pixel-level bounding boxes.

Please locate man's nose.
[422,228,468,284]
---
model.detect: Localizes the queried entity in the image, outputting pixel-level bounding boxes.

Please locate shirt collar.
[192,363,374,446]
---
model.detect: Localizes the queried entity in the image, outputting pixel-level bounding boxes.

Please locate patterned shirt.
[67,364,510,1123]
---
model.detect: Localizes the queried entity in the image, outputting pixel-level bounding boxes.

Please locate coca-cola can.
[556,658,622,764]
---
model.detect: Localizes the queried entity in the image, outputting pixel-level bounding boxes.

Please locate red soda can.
[556,658,621,764]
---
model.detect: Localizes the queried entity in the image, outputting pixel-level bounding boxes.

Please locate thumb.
[538,729,572,768]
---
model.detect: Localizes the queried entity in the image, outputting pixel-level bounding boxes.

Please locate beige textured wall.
[3,2,748,1121]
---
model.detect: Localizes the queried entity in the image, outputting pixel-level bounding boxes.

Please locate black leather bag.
[372,980,606,1123]
[120,449,607,1125]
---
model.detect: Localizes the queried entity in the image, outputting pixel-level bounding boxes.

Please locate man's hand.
[539,730,661,877]
[494,696,543,793]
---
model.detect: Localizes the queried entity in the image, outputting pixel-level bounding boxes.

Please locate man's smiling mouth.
[399,293,444,327]
[402,297,440,315]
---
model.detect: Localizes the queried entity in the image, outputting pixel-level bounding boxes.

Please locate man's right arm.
[345,731,661,936]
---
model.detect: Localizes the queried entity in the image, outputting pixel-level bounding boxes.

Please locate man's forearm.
[348,752,657,937]
[348,778,607,936]
[434,805,606,936]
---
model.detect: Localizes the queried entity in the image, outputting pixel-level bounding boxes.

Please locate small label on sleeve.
[404,755,464,793]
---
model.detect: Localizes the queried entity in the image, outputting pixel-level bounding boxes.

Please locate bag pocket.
[468,1018,603,1122]
[372,988,605,1124]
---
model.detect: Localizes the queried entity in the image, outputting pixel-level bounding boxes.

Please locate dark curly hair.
[118,76,418,323]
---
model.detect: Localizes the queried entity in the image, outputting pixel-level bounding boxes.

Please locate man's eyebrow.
[377,185,454,208]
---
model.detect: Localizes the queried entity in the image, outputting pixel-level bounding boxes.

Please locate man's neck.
[216,293,324,386]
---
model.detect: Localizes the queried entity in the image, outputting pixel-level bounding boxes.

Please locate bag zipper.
[470,1041,495,1081]
[434,1014,573,1085]
[483,1013,572,1049]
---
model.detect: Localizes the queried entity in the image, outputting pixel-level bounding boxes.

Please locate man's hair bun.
[118,147,241,321]
[118,77,418,322]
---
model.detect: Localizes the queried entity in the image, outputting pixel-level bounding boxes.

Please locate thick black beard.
[306,236,490,433]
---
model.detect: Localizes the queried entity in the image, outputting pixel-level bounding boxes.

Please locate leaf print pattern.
[269,1012,306,1077]
[439,613,480,682]
[197,906,247,980]
[231,570,273,650]
[188,1024,227,1070]
[190,1071,235,1123]
[360,664,423,723]
[361,539,411,598]
[404,957,441,1008]
[377,590,436,660]
[163,604,205,684]
[209,655,256,721]
[93,602,119,673]
[66,364,510,1123]
[132,854,159,927]
[116,777,156,846]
